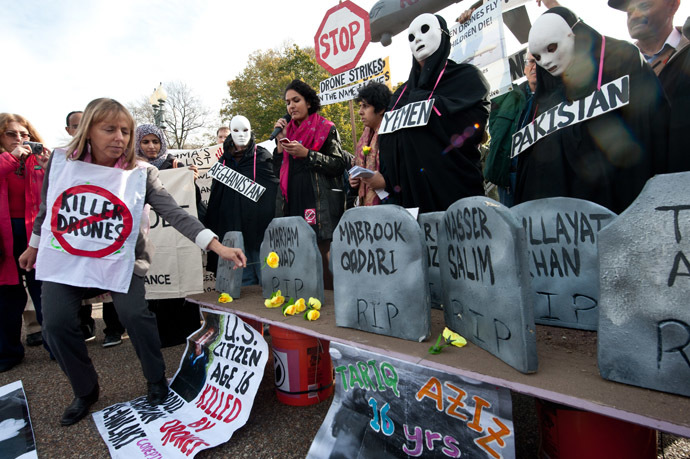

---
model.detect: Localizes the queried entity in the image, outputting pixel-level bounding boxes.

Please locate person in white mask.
[204,115,278,285]
[514,7,670,214]
[378,13,490,213]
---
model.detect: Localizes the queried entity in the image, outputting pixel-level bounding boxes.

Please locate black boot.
[147,377,169,405]
[61,384,99,426]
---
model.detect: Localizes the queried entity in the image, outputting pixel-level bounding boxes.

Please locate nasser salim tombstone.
[216,231,245,299]
[418,212,444,310]
[512,198,616,330]
[598,173,690,397]
[259,217,324,303]
[439,197,537,374]
[331,206,431,342]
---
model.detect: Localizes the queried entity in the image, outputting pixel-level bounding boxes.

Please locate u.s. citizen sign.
[314,0,371,75]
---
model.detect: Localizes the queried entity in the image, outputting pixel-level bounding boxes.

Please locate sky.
[4,0,690,149]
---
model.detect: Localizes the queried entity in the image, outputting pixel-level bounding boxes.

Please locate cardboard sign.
[207,161,266,203]
[94,309,268,458]
[511,75,630,158]
[331,206,431,342]
[438,197,537,374]
[319,74,392,106]
[418,212,445,310]
[0,381,37,459]
[215,231,244,299]
[378,99,435,135]
[319,57,389,92]
[307,343,515,459]
[513,198,616,330]
[598,172,690,397]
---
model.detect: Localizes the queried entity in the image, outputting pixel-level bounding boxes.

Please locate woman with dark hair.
[0,114,50,373]
[272,79,347,289]
[514,7,669,213]
[19,98,246,426]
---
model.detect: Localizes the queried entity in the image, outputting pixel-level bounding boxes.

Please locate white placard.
[378,99,435,135]
[207,162,266,203]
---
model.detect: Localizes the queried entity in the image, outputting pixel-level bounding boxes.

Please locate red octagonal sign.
[314,0,371,75]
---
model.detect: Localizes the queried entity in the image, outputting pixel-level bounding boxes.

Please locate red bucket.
[536,400,656,459]
[269,326,334,406]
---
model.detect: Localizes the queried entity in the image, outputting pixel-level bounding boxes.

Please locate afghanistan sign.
[307,343,515,458]
[378,99,435,135]
[93,309,268,458]
[511,75,630,158]
[207,161,266,203]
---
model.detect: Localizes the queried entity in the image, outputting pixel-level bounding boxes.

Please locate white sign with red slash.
[37,150,147,293]
[314,0,371,75]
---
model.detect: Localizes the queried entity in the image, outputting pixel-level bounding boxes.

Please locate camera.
[23,141,43,155]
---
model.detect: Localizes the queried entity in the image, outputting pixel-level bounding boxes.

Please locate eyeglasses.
[524,59,537,67]
[4,130,30,140]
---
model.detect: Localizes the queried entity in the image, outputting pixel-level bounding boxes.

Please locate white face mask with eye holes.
[408,13,443,63]
[528,13,576,77]
[230,115,251,148]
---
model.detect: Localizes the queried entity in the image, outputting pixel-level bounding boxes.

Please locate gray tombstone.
[215,231,244,299]
[259,217,324,302]
[598,173,690,397]
[512,198,616,330]
[439,197,537,374]
[418,212,444,310]
[331,206,431,342]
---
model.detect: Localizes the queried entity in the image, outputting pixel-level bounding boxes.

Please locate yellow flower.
[283,304,297,316]
[442,327,467,348]
[306,309,320,321]
[218,293,233,303]
[265,293,285,308]
[308,297,321,310]
[266,252,280,269]
[362,145,371,156]
[294,298,307,313]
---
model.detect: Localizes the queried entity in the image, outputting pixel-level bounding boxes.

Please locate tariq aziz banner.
[145,168,203,300]
[36,151,146,293]
[93,309,268,459]
[511,76,630,158]
[0,381,37,459]
[307,343,515,459]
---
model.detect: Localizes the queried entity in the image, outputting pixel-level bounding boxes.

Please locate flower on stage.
[305,309,320,321]
[293,298,306,313]
[283,304,297,316]
[308,297,321,310]
[428,327,467,355]
[362,145,371,156]
[264,290,285,308]
[218,293,233,303]
[303,297,322,321]
[265,252,280,269]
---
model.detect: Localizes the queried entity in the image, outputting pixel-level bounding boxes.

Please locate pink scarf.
[279,112,334,199]
[354,126,380,206]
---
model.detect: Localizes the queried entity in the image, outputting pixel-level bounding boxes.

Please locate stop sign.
[314,0,371,75]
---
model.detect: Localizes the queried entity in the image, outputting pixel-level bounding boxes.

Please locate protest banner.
[318,57,392,106]
[207,162,266,203]
[145,168,204,300]
[93,309,268,458]
[378,99,435,135]
[0,381,37,459]
[307,342,515,458]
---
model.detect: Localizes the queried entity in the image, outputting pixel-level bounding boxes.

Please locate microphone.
[269,114,291,141]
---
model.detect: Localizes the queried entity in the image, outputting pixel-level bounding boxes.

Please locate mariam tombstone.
[598,173,690,397]
[512,198,616,330]
[259,217,324,303]
[418,212,444,310]
[331,206,431,342]
[215,231,245,298]
[438,197,537,374]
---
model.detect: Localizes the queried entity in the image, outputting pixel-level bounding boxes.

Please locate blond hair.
[0,113,45,152]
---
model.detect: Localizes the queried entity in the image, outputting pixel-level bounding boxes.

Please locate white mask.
[408,14,443,63]
[230,115,251,147]
[528,14,576,77]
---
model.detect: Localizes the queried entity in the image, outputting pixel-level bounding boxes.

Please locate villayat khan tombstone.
[439,197,537,374]
[512,198,616,330]
[331,206,431,342]
[216,231,245,299]
[259,217,324,302]
[598,173,690,397]
[418,212,444,310]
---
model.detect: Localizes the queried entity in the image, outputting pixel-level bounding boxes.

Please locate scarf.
[354,126,381,206]
[135,124,169,169]
[279,112,334,199]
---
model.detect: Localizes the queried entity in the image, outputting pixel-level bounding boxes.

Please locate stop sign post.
[314,1,371,75]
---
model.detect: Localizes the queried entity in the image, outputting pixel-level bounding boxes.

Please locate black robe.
[378,15,490,214]
[204,137,278,273]
[515,8,669,214]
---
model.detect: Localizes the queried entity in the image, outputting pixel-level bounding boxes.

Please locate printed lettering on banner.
[378,99,435,135]
[207,161,266,203]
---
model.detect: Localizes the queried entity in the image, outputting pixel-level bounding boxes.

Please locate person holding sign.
[348,82,392,207]
[514,7,669,214]
[204,115,278,285]
[18,98,246,426]
[378,13,490,213]
[0,114,50,372]
[272,79,347,289]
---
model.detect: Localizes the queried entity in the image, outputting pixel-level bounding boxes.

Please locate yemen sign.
[314,0,371,75]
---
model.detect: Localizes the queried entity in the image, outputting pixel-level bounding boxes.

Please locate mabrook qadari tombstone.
[259,217,324,303]
[216,231,244,298]
[439,197,537,374]
[512,198,616,330]
[598,173,690,397]
[418,212,444,310]
[331,206,431,342]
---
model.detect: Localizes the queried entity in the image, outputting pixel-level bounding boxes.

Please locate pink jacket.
[0,151,45,285]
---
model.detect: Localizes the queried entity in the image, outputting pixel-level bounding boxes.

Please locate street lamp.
[149,82,168,129]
